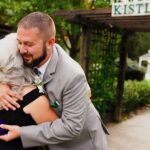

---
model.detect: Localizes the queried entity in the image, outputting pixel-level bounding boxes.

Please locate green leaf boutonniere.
[51,100,60,108]
[34,76,45,93]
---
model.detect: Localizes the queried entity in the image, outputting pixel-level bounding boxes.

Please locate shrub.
[123,80,150,113]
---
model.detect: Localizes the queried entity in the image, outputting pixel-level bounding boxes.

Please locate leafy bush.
[92,80,150,121]
[123,80,150,113]
[92,92,116,118]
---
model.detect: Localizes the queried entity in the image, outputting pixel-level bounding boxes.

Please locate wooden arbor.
[53,8,150,121]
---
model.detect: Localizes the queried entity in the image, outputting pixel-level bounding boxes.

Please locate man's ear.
[47,38,55,48]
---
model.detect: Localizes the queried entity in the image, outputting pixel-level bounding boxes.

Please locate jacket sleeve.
[20,73,90,148]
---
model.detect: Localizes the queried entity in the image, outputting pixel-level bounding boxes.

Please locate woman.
[0,33,58,150]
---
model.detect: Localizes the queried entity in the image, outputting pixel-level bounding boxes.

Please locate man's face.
[17,27,49,68]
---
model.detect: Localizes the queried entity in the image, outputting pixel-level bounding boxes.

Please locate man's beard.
[23,46,47,68]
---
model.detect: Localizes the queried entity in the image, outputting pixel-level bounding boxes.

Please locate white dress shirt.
[37,55,52,80]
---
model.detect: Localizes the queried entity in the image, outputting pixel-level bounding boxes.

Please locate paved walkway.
[107,107,150,150]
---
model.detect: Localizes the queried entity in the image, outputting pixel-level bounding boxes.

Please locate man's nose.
[19,45,27,53]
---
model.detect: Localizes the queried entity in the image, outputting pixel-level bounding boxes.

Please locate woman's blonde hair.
[0,33,35,92]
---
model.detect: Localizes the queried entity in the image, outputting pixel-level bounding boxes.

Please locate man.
[0,12,108,150]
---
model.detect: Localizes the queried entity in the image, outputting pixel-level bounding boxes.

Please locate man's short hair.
[18,12,56,40]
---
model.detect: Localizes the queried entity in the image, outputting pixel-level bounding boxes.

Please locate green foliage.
[126,32,150,60]
[92,88,117,117]
[0,0,82,59]
[89,30,119,117]
[93,79,150,119]
[0,0,111,59]
[0,0,111,26]
[123,80,150,113]
[92,0,111,8]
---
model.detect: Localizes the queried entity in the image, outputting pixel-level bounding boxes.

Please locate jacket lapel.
[43,45,58,85]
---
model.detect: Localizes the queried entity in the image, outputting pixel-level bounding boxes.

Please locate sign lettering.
[112,0,150,16]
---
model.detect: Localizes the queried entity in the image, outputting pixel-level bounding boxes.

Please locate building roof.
[139,50,150,60]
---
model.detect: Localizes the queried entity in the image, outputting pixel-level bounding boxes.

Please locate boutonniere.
[51,100,60,108]
[34,76,45,93]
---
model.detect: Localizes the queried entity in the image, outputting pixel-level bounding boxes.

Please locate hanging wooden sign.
[111,0,150,17]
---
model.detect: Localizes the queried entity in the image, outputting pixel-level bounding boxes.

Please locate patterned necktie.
[33,68,41,76]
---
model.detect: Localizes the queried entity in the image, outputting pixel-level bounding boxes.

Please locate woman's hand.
[0,124,20,142]
[0,83,22,110]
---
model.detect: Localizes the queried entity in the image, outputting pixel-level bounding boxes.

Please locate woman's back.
[0,85,58,150]
[0,88,43,150]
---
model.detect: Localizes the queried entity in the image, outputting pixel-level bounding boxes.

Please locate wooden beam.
[114,30,130,122]
[53,8,111,17]
[53,8,150,32]
[80,26,91,79]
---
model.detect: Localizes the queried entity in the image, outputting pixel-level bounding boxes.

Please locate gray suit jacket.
[20,44,107,150]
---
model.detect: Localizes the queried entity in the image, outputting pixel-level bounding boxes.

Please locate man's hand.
[0,124,20,142]
[0,83,22,110]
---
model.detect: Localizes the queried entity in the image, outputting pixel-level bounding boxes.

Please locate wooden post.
[114,30,129,122]
[80,25,91,79]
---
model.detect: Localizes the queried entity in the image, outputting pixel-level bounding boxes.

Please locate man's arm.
[0,74,90,145]
[19,73,89,147]
[0,83,22,110]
